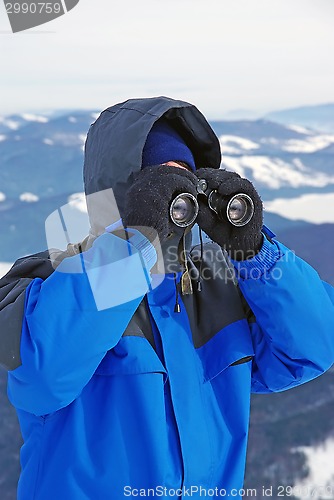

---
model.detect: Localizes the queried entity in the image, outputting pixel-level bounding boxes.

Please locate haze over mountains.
[0,103,334,499]
[265,103,334,134]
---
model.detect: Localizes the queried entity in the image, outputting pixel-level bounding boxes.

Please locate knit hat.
[142,119,196,171]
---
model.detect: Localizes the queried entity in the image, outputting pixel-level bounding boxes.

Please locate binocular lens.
[170,193,199,228]
[170,185,254,229]
[227,194,254,226]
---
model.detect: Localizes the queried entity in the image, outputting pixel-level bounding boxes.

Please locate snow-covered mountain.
[0,262,12,278]
[265,193,334,224]
[0,113,49,133]
[210,119,334,201]
[0,109,334,259]
[0,110,333,200]
[1,107,334,499]
[293,437,334,499]
[245,367,334,499]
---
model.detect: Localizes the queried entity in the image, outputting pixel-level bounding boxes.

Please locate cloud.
[0,0,334,116]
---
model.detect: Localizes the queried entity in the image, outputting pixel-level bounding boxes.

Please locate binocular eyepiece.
[170,179,255,229]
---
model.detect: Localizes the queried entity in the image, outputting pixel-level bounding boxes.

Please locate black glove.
[195,168,263,260]
[122,165,198,244]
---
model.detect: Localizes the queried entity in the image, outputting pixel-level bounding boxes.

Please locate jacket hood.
[83,96,221,239]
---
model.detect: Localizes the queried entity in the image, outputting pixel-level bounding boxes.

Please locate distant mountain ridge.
[0,107,334,259]
[265,103,334,134]
[1,107,333,197]
[1,105,334,499]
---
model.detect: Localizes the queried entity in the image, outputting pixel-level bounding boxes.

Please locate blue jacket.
[6,228,334,499]
[3,98,334,499]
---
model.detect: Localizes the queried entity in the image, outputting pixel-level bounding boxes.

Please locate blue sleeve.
[232,236,334,393]
[7,229,157,416]
[322,280,334,304]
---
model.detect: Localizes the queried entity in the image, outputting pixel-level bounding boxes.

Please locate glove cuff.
[226,231,263,261]
[230,232,282,279]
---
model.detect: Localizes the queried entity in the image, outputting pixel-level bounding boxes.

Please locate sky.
[0,0,334,119]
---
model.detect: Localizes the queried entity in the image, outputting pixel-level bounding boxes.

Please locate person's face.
[164,161,192,171]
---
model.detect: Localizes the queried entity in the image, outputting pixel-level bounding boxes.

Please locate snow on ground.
[287,124,314,135]
[79,134,87,151]
[259,137,279,146]
[219,131,334,155]
[68,192,87,213]
[0,262,12,278]
[19,192,39,202]
[223,155,334,189]
[48,133,86,147]
[45,193,89,250]
[0,117,20,130]
[43,138,54,145]
[219,135,260,155]
[282,134,334,153]
[293,437,334,499]
[265,192,334,224]
[21,113,49,123]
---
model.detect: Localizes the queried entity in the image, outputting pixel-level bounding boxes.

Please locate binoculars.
[170,178,255,229]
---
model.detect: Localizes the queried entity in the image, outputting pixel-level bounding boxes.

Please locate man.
[1,96,334,499]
